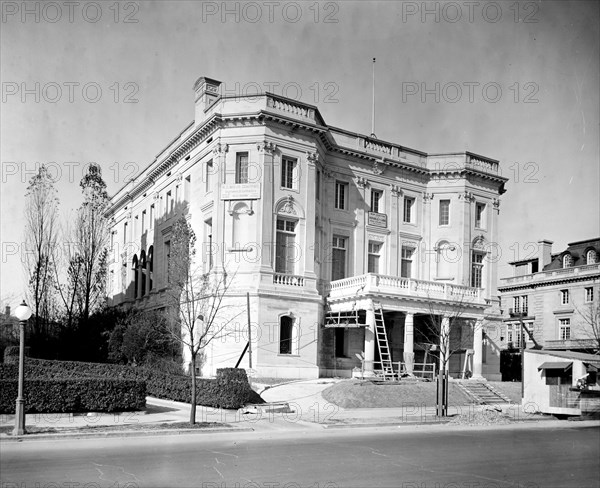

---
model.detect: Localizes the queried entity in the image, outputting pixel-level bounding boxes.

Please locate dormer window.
[562,254,573,268]
[587,249,598,265]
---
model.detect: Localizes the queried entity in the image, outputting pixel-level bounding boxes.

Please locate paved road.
[1,423,599,488]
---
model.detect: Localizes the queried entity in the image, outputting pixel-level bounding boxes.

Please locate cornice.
[498,272,600,292]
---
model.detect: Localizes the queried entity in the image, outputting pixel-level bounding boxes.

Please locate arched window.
[131,254,139,299]
[140,250,147,296]
[147,246,154,291]
[279,316,294,355]
[563,254,573,268]
[587,249,598,265]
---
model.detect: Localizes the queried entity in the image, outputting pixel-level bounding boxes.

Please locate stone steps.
[457,382,512,405]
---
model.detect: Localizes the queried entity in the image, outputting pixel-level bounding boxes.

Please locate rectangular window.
[585,287,594,303]
[236,152,249,184]
[316,170,321,201]
[513,295,528,315]
[561,289,569,305]
[559,318,571,340]
[334,181,348,210]
[141,210,146,235]
[334,328,348,358]
[471,252,484,288]
[123,222,128,245]
[401,246,413,278]
[475,203,485,228]
[332,236,347,280]
[184,175,191,202]
[368,242,381,274]
[275,218,297,274]
[403,197,414,223]
[506,323,525,348]
[205,220,213,271]
[149,204,154,228]
[370,189,382,213]
[281,156,297,189]
[165,241,171,283]
[439,199,450,226]
[205,160,213,192]
[166,190,172,214]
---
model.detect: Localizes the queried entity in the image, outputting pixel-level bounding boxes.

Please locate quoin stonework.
[106,76,508,380]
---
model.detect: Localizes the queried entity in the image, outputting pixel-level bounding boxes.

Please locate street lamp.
[13,300,32,436]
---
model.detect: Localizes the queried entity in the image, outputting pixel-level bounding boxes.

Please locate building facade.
[106,76,508,380]
[498,238,600,354]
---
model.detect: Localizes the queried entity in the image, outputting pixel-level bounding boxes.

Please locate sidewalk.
[0,379,592,440]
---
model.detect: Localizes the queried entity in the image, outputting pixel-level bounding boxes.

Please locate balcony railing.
[509,307,529,317]
[501,263,600,286]
[326,273,483,303]
[273,273,305,287]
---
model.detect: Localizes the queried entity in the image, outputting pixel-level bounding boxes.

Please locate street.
[1,423,599,488]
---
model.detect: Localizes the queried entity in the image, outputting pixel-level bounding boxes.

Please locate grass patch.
[322,379,473,408]
[0,421,230,436]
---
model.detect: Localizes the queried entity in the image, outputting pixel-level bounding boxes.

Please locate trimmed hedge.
[0,378,146,413]
[0,359,253,410]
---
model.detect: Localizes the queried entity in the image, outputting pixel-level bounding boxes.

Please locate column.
[212,143,228,272]
[403,312,415,375]
[257,141,276,274]
[440,315,450,372]
[364,304,376,375]
[473,319,484,379]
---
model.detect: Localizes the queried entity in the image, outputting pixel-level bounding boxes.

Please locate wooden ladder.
[374,305,395,380]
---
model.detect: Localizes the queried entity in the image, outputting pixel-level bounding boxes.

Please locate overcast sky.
[1,0,599,309]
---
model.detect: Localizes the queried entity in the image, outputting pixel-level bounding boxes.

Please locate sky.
[1,0,599,309]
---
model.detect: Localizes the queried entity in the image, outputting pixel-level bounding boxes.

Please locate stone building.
[106,76,508,380]
[498,238,600,353]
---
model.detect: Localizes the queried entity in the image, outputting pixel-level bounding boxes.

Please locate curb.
[0,425,254,442]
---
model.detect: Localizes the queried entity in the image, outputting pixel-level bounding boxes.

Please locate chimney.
[4,305,10,316]
[193,77,221,126]
[538,240,553,269]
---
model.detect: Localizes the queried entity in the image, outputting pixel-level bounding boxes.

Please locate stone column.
[212,143,228,272]
[403,312,415,375]
[257,141,276,274]
[440,316,450,372]
[364,304,376,374]
[473,319,484,379]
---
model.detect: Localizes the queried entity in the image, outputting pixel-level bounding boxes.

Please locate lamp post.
[13,300,32,436]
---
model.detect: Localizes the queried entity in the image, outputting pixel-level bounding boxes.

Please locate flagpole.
[371,57,376,138]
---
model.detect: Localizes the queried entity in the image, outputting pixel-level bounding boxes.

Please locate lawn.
[322,379,473,408]
[489,381,522,403]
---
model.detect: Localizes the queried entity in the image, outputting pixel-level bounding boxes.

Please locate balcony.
[325,273,485,305]
[273,273,305,287]
[509,307,529,317]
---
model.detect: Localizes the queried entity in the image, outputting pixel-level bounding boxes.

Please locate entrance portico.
[323,273,489,379]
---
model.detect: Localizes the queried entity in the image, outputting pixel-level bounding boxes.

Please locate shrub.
[214,368,253,409]
[0,378,146,413]
[0,359,253,410]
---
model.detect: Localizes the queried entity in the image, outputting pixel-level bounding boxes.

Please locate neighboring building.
[498,238,600,354]
[523,349,600,417]
[106,76,508,380]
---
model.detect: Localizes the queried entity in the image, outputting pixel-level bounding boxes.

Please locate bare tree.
[165,216,243,424]
[575,299,600,353]
[420,285,487,416]
[23,165,60,338]
[73,163,110,321]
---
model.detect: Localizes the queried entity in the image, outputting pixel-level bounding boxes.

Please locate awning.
[583,362,600,372]
[538,361,572,371]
